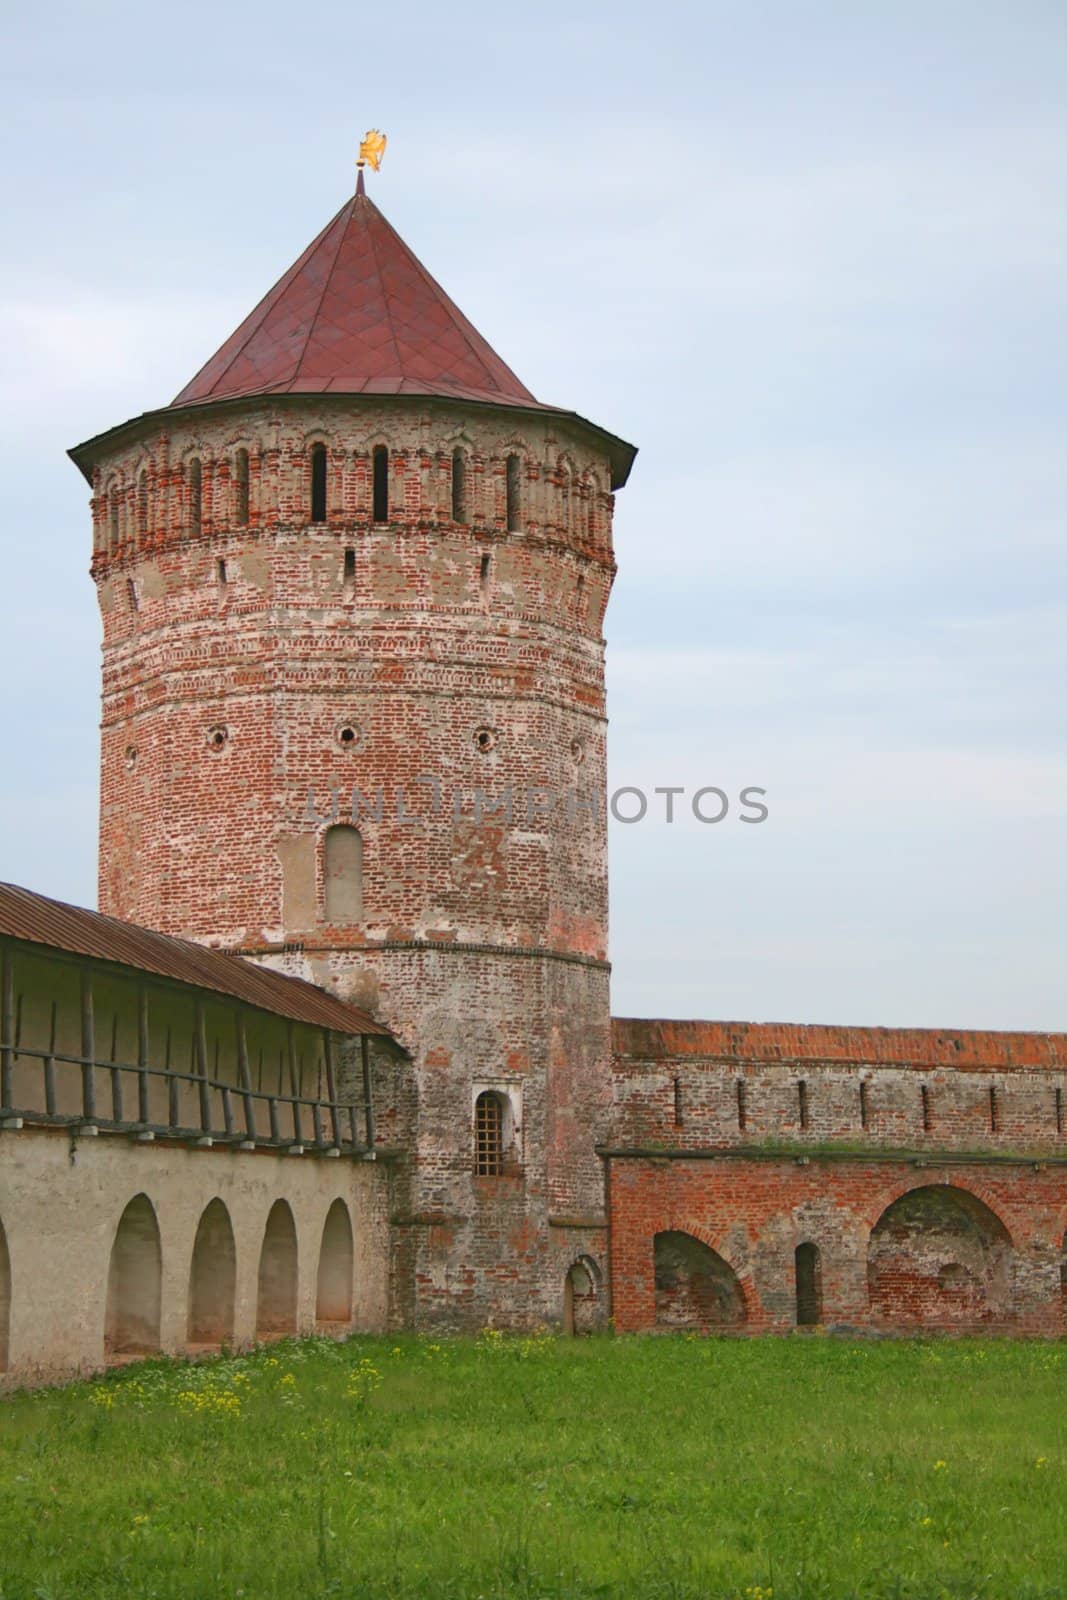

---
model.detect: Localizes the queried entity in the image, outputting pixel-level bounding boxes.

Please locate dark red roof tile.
[172,178,537,410]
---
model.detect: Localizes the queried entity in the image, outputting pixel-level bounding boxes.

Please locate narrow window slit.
[672,1076,684,1127]
[506,454,522,531]
[736,1078,747,1132]
[452,449,467,524]
[216,559,227,600]
[343,548,356,595]
[1056,1086,1064,1136]
[188,458,202,535]
[920,1084,931,1132]
[859,1078,869,1129]
[127,578,139,613]
[310,442,327,524]
[235,448,249,524]
[479,552,491,594]
[372,446,389,523]
[797,1080,809,1130]
[989,1084,999,1133]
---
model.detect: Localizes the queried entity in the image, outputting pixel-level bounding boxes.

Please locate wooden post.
[166,1025,179,1128]
[235,1009,256,1140]
[286,1022,297,1098]
[109,1010,122,1123]
[323,1030,341,1146]
[137,986,150,1125]
[361,1034,375,1150]
[80,965,96,1121]
[45,998,57,1115]
[0,946,14,1112]
[194,1000,211,1132]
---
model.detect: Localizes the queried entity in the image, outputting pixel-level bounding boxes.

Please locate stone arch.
[315,1199,354,1327]
[105,1194,162,1358]
[653,1230,746,1331]
[0,1217,10,1373]
[562,1254,601,1336]
[867,1184,1013,1329]
[323,824,363,922]
[256,1199,298,1337]
[187,1199,237,1348]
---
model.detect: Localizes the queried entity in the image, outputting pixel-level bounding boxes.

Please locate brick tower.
[70,168,635,1329]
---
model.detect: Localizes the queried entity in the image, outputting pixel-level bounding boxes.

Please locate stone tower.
[69,170,635,1329]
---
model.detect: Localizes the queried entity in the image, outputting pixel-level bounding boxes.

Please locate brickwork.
[609,1019,1067,1335]
[86,396,618,1330]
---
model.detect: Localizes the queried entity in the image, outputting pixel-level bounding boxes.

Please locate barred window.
[474,1091,504,1176]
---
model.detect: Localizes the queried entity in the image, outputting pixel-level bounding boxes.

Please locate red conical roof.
[172,175,539,410]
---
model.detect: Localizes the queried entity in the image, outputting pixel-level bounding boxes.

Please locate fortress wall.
[612,1020,1067,1156]
[0,1126,390,1387]
[607,1154,1067,1336]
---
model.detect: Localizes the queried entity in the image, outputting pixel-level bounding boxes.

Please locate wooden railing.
[0,1043,373,1156]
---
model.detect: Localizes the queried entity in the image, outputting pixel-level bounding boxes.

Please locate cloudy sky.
[1,1,1063,1029]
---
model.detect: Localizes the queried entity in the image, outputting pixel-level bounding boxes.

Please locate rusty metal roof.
[172,174,538,411]
[0,882,390,1037]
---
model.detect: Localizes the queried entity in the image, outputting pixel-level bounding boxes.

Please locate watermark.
[303,781,769,828]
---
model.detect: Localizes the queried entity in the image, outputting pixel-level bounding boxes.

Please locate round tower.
[69,167,636,1330]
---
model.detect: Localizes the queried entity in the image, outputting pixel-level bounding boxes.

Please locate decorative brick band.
[232,938,612,972]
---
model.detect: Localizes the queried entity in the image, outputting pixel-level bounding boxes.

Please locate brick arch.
[860,1176,1017,1248]
[867,1183,1014,1330]
[652,1223,753,1328]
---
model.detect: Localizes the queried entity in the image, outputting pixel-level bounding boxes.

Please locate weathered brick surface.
[609,1021,1067,1335]
[89,397,616,1329]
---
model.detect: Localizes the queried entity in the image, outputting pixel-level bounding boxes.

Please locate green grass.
[0,1333,1065,1600]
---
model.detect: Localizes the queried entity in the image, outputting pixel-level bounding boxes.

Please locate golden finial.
[357,130,387,173]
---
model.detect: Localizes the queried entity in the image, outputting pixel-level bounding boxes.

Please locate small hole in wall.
[337,722,363,749]
[206,725,229,752]
[473,726,497,753]
[124,746,137,771]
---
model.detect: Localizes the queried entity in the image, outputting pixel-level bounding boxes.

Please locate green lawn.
[0,1333,1064,1600]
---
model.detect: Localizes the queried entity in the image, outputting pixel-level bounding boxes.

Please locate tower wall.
[89,396,618,1327]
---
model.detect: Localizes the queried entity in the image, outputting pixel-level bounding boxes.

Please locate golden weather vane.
[357,129,387,173]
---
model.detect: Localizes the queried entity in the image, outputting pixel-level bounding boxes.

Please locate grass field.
[0,1333,1064,1600]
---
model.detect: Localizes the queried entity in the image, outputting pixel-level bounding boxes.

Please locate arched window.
[310,442,327,524]
[188,1199,236,1348]
[474,1091,504,1176]
[452,448,468,524]
[235,448,250,525]
[108,486,120,551]
[316,1199,354,1326]
[256,1199,298,1337]
[372,445,389,524]
[795,1242,822,1326]
[136,469,148,542]
[105,1194,162,1358]
[324,824,363,922]
[506,454,522,532]
[188,458,202,535]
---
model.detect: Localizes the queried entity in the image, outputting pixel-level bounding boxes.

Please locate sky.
[1,1,1064,1030]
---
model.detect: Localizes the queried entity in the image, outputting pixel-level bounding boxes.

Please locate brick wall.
[88,394,618,1331]
[609,1019,1067,1334]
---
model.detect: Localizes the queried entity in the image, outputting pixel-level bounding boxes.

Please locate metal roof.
[68,178,637,491]
[172,172,538,413]
[0,882,390,1037]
